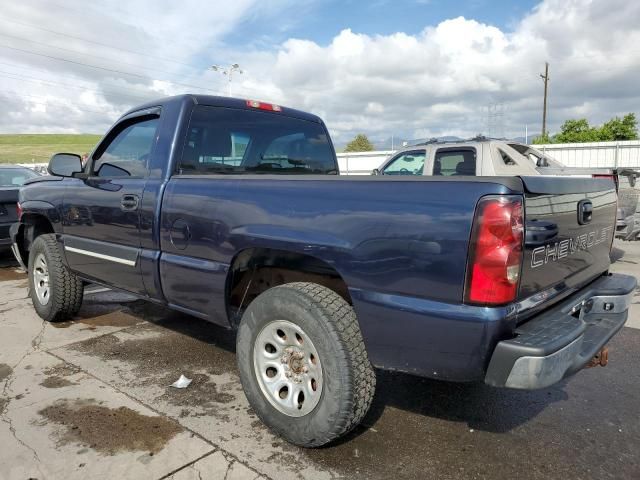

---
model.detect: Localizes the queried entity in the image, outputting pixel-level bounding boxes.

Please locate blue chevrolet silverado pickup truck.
[10,95,636,447]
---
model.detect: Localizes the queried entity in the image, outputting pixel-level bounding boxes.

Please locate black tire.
[236,282,376,447]
[28,234,83,322]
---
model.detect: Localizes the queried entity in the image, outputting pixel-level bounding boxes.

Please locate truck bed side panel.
[159,176,519,377]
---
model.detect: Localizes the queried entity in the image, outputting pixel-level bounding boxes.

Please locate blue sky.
[226,0,539,49]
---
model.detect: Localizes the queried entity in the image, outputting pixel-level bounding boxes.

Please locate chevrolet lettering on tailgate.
[531,226,614,268]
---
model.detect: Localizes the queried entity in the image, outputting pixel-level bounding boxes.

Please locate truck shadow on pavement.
[610,246,627,263]
[129,308,569,440]
[353,370,568,439]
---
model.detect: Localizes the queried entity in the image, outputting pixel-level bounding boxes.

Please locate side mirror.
[48,153,83,177]
[372,168,381,176]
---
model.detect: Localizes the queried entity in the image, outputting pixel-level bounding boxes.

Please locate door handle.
[121,194,139,211]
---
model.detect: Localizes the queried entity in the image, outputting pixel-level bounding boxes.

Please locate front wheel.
[236,282,376,447]
[28,234,83,322]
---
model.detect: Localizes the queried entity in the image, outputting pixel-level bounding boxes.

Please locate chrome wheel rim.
[253,319,323,417]
[33,253,50,305]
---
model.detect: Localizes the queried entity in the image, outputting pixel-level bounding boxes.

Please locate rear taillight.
[16,202,22,220]
[465,196,524,306]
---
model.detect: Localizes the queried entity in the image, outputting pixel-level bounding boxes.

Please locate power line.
[0,70,155,103]
[0,48,287,108]
[0,17,196,69]
[0,60,164,99]
[0,90,120,116]
[0,43,224,94]
[0,31,203,80]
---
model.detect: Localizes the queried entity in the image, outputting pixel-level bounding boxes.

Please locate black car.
[0,165,40,250]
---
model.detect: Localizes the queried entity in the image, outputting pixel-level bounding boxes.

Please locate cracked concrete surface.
[1,241,640,479]
[0,256,265,480]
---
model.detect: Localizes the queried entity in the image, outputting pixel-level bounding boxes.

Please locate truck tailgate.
[518,176,617,301]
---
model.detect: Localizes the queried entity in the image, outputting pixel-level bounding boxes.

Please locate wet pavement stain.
[0,268,26,282]
[39,399,183,455]
[74,294,168,323]
[0,363,12,382]
[160,373,235,415]
[69,317,237,381]
[43,363,82,378]
[52,310,143,329]
[68,316,240,420]
[40,376,75,388]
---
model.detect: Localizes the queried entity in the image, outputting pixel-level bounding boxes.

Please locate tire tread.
[29,234,83,322]
[282,282,376,443]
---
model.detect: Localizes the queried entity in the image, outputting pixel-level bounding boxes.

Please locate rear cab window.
[433,148,476,176]
[508,143,563,168]
[179,106,337,175]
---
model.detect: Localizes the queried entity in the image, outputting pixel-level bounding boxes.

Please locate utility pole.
[486,102,505,138]
[540,62,549,137]
[211,63,243,97]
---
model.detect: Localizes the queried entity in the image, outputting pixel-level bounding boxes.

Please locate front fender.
[20,200,62,230]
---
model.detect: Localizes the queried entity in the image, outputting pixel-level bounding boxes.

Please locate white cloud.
[1,0,639,148]
[0,0,271,133]
[234,0,640,144]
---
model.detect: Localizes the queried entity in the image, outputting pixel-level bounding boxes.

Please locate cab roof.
[121,94,323,124]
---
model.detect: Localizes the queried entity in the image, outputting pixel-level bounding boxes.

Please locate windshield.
[0,167,39,187]
[180,106,337,175]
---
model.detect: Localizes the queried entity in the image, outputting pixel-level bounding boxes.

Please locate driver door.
[62,110,160,294]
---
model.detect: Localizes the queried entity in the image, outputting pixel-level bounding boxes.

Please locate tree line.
[534,113,638,144]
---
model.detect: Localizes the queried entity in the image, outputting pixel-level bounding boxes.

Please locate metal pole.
[540,62,549,137]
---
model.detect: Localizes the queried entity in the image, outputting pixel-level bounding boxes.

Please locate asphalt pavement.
[0,240,639,479]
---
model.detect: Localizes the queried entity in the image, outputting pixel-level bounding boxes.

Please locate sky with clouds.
[0,0,638,147]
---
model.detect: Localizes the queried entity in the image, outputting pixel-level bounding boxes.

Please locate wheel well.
[16,214,55,263]
[226,248,351,326]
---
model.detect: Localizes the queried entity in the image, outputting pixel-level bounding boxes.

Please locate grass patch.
[0,134,102,163]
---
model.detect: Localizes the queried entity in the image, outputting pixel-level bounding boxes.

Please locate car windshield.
[180,106,337,175]
[0,167,39,187]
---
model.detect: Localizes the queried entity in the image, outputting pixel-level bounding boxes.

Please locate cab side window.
[93,116,159,177]
[382,151,425,175]
[433,148,476,176]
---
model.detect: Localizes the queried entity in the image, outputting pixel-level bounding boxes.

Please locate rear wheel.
[28,234,83,322]
[236,282,376,447]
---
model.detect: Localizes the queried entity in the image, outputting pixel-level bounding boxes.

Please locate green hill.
[0,134,102,164]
